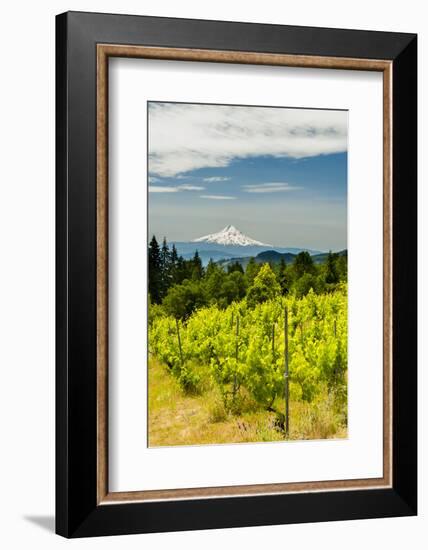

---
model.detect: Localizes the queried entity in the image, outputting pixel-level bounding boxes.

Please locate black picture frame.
[56,11,417,538]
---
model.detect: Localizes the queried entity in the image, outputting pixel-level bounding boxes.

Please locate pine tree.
[170,244,179,283]
[227,261,244,274]
[171,243,178,264]
[192,250,203,280]
[205,258,217,279]
[161,237,170,268]
[175,255,186,284]
[160,237,172,298]
[293,251,315,278]
[148,235,162,303]
[325,251,339,284]
[336,252,347,281]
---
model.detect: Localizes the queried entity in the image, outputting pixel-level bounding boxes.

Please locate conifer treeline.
[148,236,204,304]
[148,236,347,319]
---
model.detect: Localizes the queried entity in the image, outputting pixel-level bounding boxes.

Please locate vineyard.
[148,283,348,445]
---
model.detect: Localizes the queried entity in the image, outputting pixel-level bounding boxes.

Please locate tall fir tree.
[293,251,315,278]
[205,258,217,279]
[325,251,339,284]
[170,244,179,283]
[227,261,244,274]
[160,237,172,298]
[192,250,203,280]
[175,255,186,284]
[171,243,178,264]
[148,235,162,303]
[336,253,347,281]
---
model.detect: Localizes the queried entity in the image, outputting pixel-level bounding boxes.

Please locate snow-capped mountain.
[193,225,272,247]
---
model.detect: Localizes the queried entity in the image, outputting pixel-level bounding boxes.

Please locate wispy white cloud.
[203,176,231,182]
[177,184,205,191]
[242,182,302,193]
[149,186,179,193]
[149,102,347,177]
[149,184,205,193]
[200,195,236,200]
[148,176,161,183]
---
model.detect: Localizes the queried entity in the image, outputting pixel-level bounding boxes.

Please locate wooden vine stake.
[284,306,290,437]
[233,315,240,398]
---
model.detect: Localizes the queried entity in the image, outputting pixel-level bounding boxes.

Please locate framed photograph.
[56,11,417,537]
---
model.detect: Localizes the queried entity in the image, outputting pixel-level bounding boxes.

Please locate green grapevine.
[149,284,347,411]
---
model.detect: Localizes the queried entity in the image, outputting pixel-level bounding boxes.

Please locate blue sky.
[148,102,347,251]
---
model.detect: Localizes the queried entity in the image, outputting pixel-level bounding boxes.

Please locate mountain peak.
[193,225,272,247]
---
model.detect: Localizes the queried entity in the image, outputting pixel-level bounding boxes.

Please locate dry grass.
[287,396,347,441]
[148,357,347,447]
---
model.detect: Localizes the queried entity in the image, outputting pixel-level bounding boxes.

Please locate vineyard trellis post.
[233,316,240,398]
[175,318,184,367]
[284,306,290,437]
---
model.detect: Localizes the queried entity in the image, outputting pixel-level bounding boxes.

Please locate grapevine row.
[149,284,347,413]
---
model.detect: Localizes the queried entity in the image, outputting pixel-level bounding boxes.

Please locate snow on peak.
[193,225,271,247]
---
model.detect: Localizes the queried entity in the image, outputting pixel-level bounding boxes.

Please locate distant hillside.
[217,249,347,269]
[256,250,297,263]
[171,241,323,266]
[311,250,347,264]
[180,249,238,264]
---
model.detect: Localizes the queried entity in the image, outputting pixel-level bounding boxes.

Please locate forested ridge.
[148,235,347,316]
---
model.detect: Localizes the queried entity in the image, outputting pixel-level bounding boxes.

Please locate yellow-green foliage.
[149,284,347,415]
